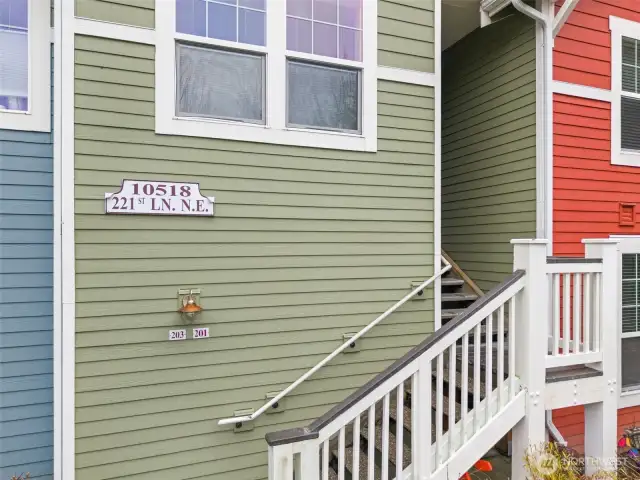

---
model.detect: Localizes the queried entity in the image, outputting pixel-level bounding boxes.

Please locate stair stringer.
[402,385,526,480]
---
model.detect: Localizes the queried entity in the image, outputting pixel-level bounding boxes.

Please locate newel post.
[510,239,549,480]
[268,444,295,480]
[583,239,619,473]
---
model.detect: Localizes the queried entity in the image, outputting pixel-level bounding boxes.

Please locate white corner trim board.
[59,0,77,478]
[377,66,436,87]
[433,0,442,329]
[552,80,613,103]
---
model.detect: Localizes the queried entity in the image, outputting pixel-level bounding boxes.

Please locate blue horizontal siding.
[0,115,53,480]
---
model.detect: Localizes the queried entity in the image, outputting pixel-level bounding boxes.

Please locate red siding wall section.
[552,0,640,454]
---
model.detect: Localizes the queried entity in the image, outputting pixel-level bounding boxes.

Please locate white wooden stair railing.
[265,269,528,480]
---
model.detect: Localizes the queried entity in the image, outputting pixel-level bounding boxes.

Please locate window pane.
[208,2,237,41]
[287,0,312,19]
[239,0,265,9]
[339,27,361,61]
[623,65,636,93]
[287,17,312,53]
[176,0,206,36]
[0,0,27,29]
[622,337,640,389]
[238,8,265,46]
[338,0,361,28]
[287,60,359,132]
[623,37,636,65]
[177,44,264,123]
[313,22,337,57]
[313,0,337,23]
[623,253,637,280]
[0,29,28,112]
[622,96,640,151]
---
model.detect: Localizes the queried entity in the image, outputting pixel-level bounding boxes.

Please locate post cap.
[510,239,550,245]
[582,238,620,244]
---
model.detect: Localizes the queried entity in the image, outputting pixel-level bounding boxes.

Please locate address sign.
[105,180,215,216]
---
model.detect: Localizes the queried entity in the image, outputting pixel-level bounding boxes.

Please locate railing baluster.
[436,353,444,466]
[368,404,375,480]
[322,440,329,480]
[509,296,516,398]
[396,383,404,480]
[563,273,571,354]
[352,415,360,480]
[448,344,456,455]
[382,393,390,480]
[595,273,601,352]
[584,273,591,353]
[573,273,582,354]
[338,427,345,480]
[473,323,481,431]
[497,304,505,408]
[461,332,469,443]
[411,373,419,479]
[485,315,493,422]
[553,273,560,355]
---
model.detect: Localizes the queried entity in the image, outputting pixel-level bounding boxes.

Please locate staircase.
[318,271,509,480]
[266,270,527,480]
[266,241,618,480]
[441,267,479,325]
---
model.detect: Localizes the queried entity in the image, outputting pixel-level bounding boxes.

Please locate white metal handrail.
[218,258,452,426]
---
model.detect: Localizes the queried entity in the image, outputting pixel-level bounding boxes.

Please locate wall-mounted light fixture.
[178,289,203,321]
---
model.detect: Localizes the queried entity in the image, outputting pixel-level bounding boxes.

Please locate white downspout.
[511,0,554,255]
[511,0,565,446]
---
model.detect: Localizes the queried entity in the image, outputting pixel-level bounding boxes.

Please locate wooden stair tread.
[442,292,478,302]
[441,277,465,287]
[442,309,465,320]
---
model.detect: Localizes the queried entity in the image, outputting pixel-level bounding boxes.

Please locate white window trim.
[610,235,640,408]
[0,0,51,132]
[155,0,377,152]
[610,16,640,167]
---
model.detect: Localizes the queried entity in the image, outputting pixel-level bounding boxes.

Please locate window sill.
[0,108,51,132]
[612,150,640,167]
[619,388,640,408]
[155,115,377,152]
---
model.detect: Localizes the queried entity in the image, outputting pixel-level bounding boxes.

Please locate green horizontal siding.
[73,34,435,479]
[75,0,154,28]
[378,0,435,72]
[441,14,537,292]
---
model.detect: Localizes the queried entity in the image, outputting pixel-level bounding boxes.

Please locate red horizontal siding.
[553,0,640,450]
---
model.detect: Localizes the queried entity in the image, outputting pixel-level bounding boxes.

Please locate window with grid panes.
[622,37,640,152]
[622,253,640,389]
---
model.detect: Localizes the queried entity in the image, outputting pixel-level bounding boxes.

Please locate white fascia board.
[480,0,513,18]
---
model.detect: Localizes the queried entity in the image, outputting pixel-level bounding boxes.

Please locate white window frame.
[610,16,640,167]
[155,0,377,152]
[0,0,50,132]
[611,235,640,407]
